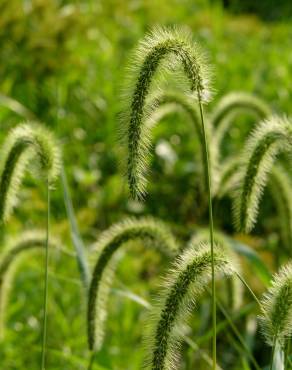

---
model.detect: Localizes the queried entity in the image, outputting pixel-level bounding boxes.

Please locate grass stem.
[198,97,216,369]
[269,335,277,370]
[41,180,50,370]
[87,351,96,370]
[236,272,262,309]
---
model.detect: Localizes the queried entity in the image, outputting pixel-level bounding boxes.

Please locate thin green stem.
[41,180,50,370]
[236,272,263,309]
[87,351,96,370]
[215,297,261,370]
[198,96,216,369]
[270,335,277,370]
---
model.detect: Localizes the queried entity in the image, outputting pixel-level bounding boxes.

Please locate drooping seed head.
[0,230,59,339]
[233,115,292,232]
[121,26,212,199]
[87,216,179,351]
[144,243,237,370]
[259,262,292,347]
[0,122,61,223]
[188,228,243,310]
[215,157,241,199]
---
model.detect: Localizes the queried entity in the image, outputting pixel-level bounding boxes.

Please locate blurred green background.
[0,0,292,369]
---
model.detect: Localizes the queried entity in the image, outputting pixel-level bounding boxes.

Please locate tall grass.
[120,26,218,368]
[87,217,178,352]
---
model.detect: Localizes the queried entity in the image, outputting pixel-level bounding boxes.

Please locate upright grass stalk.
[41,180,50,370]
[198,100,216,365]
[121,26,217,368]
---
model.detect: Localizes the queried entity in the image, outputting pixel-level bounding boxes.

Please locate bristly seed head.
[259,262,292,348]
[120,26,212,200]
[87,216,179,351]
[233,115,292,232]
[0,122,61,223]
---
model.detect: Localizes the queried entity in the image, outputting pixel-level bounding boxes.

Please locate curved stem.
[41,180,50,370]
[198,97,216,369]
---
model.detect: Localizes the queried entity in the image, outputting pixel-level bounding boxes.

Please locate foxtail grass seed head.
[0,122,61,223]
[144,243,237,370]
[259,262,292,347]
[210,92,271,129]
[87,217,179,351]
[188,228,243,310]
[233,115,292,232]
[121,26,212,199]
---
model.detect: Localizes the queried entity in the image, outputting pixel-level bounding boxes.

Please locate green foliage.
[188,228,243,310]
[2,1,292,369]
